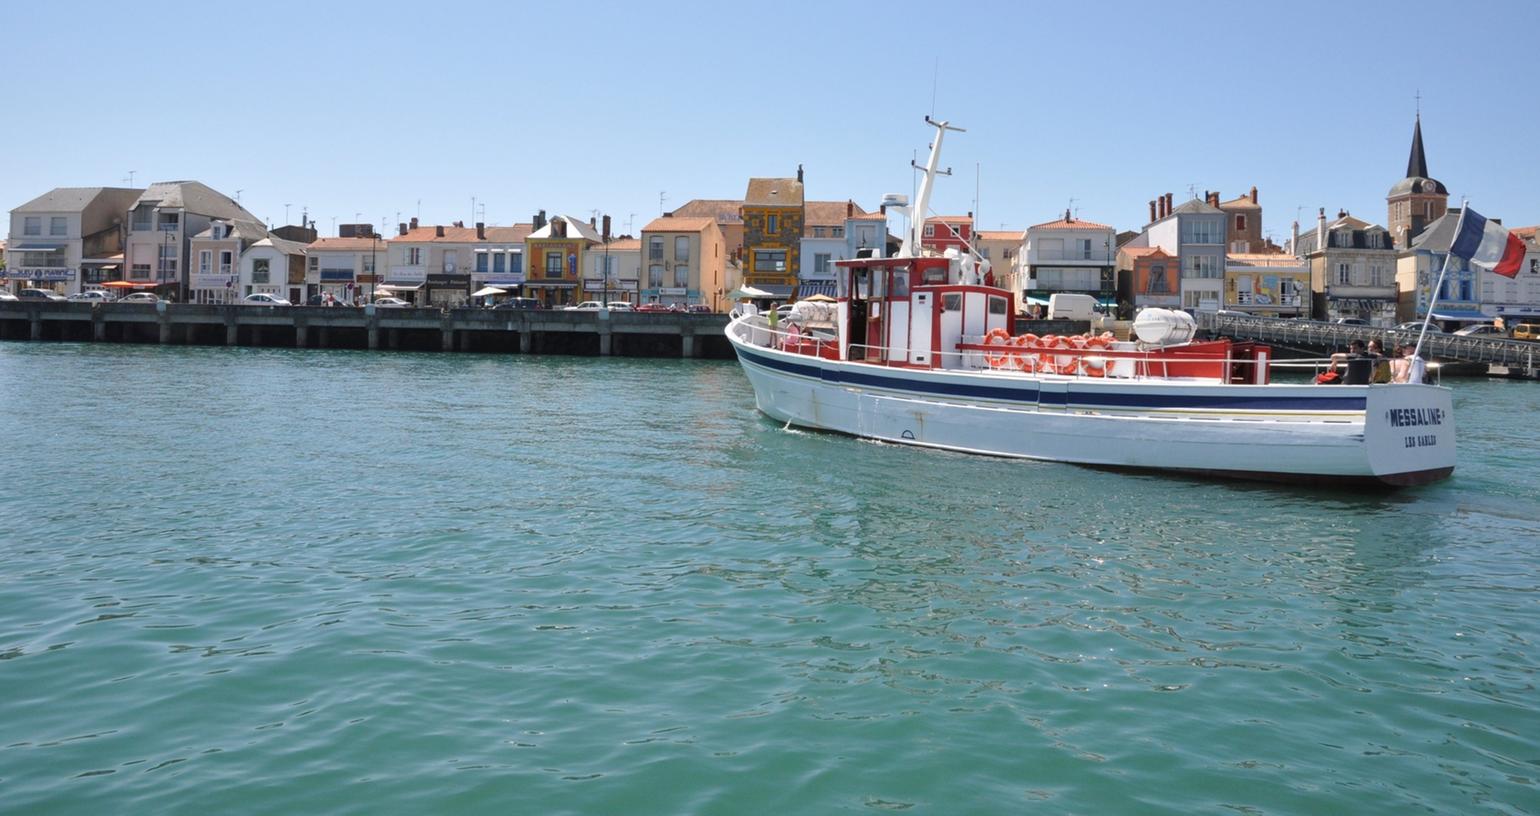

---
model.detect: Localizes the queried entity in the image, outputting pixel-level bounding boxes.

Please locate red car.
[636,302,673,313]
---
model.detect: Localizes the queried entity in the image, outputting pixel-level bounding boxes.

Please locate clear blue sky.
[5,0,1537,241]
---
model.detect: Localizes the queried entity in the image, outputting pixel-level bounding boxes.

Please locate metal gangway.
[1197,312,1540,372]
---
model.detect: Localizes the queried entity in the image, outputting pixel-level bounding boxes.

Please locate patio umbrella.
[802,293,836,303]
[471,286,507,297]
[729,285,772,299]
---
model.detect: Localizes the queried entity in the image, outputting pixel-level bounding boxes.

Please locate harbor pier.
[0,302,733,359]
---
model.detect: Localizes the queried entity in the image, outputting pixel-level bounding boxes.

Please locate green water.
[1,342,1537,815]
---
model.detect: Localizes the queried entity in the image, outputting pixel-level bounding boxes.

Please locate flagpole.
[1412,198,1469,361]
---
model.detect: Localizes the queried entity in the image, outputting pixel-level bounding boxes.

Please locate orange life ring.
[983,329,1011,368]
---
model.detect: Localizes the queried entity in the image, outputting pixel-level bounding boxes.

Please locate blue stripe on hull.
[733,345,1367,413]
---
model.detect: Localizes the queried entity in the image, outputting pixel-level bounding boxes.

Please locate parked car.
[0,291,20,302]
[606,301,633,311]
[68,290,115,302]
[1453,323,1504,337]
[1511,323,1540,341]
[18,288,67,301]
[492,297,541,310]
[636,302,673,313]
[373,297,411,308]
[685,304,713,314]
[1393,321,1444,333]
[120,292,161,304]
[1332,317,1369,327]
[564,300,605,311]
[241,293,292,306]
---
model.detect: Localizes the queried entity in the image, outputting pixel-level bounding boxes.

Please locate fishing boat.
[725,117,1455,487]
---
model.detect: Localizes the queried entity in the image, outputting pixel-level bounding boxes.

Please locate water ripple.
[0,343,1537,814]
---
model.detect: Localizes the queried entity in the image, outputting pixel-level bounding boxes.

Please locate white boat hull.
[728,320,1455,487]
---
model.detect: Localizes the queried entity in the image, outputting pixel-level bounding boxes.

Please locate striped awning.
[797,280,837,298]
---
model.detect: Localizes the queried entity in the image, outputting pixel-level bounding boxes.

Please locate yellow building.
[741,172,804,300]
[523,214,601,307]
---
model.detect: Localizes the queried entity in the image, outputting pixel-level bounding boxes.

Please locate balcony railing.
[1033,250,1109,262]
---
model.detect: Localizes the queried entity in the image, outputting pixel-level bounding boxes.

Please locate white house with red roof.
[1023,211,1117,309]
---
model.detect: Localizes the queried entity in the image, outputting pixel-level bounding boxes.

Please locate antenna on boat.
[900,115,965,259]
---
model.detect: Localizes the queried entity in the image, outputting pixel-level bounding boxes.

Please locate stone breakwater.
[0,302,734,358]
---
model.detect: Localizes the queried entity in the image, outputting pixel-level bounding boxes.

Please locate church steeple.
[1388,110,1449,249]
[1406,114,1429,180]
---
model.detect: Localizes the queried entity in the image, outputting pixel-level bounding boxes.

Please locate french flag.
[1449,206,1526,278]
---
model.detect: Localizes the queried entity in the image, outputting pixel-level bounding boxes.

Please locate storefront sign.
[11,267,74,281]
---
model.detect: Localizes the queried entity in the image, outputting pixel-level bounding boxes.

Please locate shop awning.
[751,284,796,299]
[524,282,576,289]
[380,283,423,291]
[796,280,837,298]
[1430,309,1489,321]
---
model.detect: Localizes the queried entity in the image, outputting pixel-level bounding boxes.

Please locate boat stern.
[1363,384,1456,486]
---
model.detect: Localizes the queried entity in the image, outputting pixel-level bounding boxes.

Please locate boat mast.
[899,116,965,259]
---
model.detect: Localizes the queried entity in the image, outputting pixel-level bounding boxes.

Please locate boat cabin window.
[942,293,962,312]
[853,268,870,298]
[922,265,947,284]
[892,268,910,298]
[988,295,1008,315]
[871,270,886,299]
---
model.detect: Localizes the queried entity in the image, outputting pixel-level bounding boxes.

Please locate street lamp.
[371,233,378,304]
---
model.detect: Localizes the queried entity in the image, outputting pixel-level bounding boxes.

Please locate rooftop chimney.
[1165,193,1174,217]
[847,199,853,218]
[1149,200,1158,223]
[1317,207,1327,251]
[409,216,418,230]
[1249,186,1258,205]
[797,164,804,183]
[1064,208,1072,222]
[589,215,597,228]
[476,221,485,240]
[534,210,547,230]
[602,214,611,241]
[435,225,445,238]
[398,222,408,236]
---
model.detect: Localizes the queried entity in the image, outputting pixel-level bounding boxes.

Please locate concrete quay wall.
[0,302,733,359]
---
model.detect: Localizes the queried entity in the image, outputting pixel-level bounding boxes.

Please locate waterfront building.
[1022,212,1115,311]
[240,236,307,302]
[5,186,142,295]
[1217,187,1264,254]
[1223,253,1309,317]
[1395,210,1540,325]
[1124,194,1226,312]
[124,181,260,301]
[523,213,602,308]
[740,172,805,301]
[668,199,745,259]
[1387,114,1449,250]
[640,215,727,309]
[974,230,1024,295]
[389,220,534,307]
[799,200,869,299]
[188,219,269,304]
[307,235,388,302]
[584,236,640,305]
[1295,208,1397,325]
[920,214,973,255]
[846,209,889,259]
[1116,245,1180,311]
[475,224,534,297]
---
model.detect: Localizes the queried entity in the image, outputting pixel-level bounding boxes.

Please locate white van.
[1048,293,1097,321]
